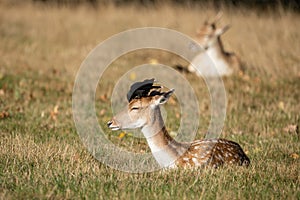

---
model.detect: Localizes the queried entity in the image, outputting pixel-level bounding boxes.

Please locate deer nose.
[107,121,113,127]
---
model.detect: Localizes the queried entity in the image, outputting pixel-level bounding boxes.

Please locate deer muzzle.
[107,119,121,131]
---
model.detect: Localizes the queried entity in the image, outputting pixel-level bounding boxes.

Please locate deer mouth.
[110,126,120,131]
[107,121,120,131]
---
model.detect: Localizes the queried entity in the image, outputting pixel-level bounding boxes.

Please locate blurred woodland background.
[2,0,298,11]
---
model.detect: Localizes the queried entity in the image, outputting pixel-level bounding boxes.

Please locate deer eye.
[131,107,140,111]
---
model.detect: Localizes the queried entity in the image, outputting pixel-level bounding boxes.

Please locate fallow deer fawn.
[107,79,250,169]
[187,12,244,77]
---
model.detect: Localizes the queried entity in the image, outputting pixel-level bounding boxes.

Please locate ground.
[0,2,299,199]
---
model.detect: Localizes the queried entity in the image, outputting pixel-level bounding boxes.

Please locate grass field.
[0,1,299,199]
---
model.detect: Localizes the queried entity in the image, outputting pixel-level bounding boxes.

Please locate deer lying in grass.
[107,79,250,169]
[186,13,244,77]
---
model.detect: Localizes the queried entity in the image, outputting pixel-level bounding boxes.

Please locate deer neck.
[207,37,227,58]
[205,37,234,75]
[217,37,226,53]
[141,107,187,168]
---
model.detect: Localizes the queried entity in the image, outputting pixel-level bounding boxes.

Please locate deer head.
[196,12,231,50]
[107,79,174,134]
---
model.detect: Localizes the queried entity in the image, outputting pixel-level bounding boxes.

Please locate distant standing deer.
[107,79,250,169]
[187,12,244,77]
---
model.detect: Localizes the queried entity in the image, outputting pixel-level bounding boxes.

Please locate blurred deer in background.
[187,12,244,77]
[107,79,250,169]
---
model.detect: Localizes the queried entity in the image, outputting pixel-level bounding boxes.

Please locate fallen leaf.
[41,111,45,118]
[278,101,285,110]
[283,124,299,134]
[0,89,4,96]
[129,72,136,81]
[50,105,59,121]
[170,131,178,137]
[290,153,299,159]
[126,132,133,137]
[118,132,126,139]
[0,111,9,119]
[99,94,108,102]
[54,105,59,113]
[99,109,106,116]
[149,58,158,65]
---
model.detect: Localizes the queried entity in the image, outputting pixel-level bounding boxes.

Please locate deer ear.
[154,89,175,105]
[216,24,230,36]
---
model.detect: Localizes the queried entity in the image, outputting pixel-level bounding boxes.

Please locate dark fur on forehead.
[127,78,163,102]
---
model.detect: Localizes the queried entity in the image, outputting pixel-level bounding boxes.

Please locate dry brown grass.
[1,3,299,77]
